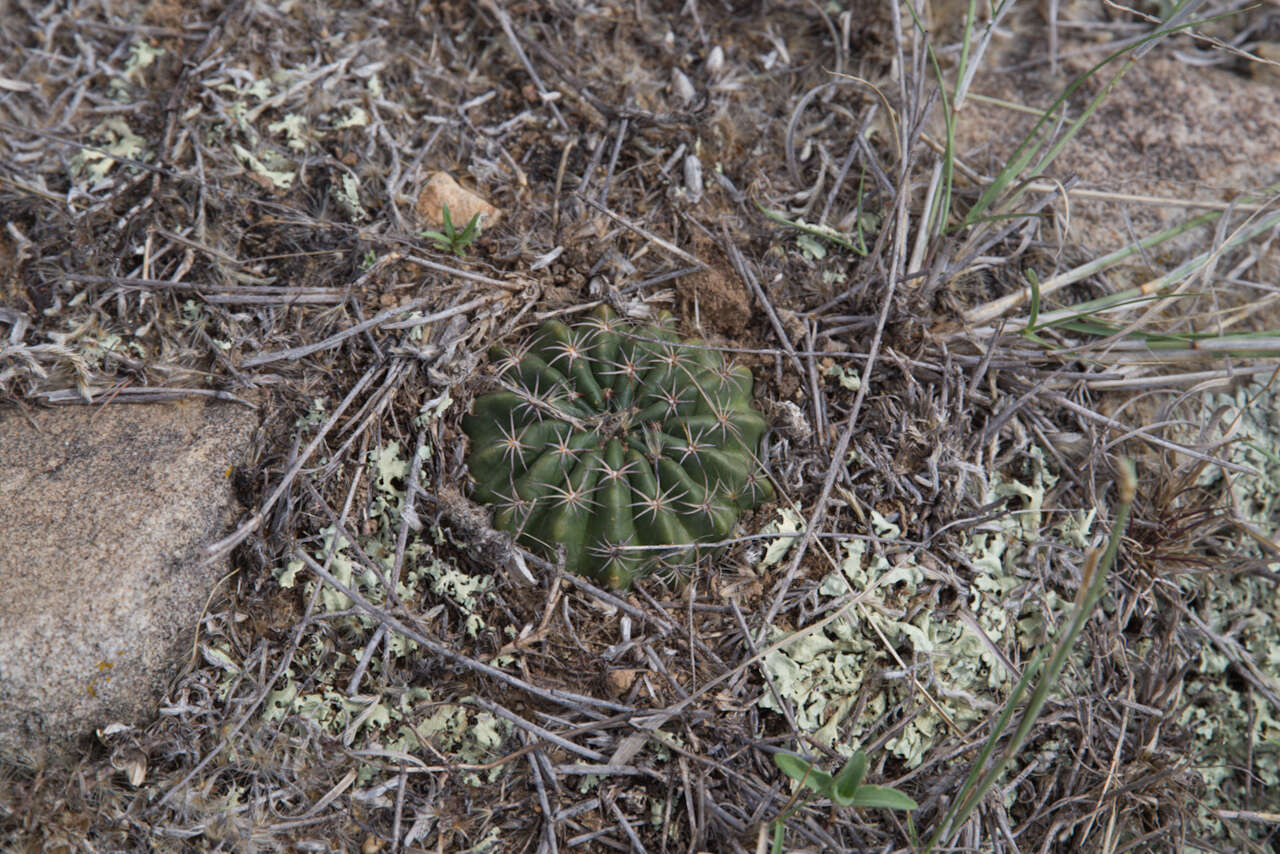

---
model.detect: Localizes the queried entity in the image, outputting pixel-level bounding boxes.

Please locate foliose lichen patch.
[757,447,1079,767]
[202,437,513,788]
[1181,383,1280,832]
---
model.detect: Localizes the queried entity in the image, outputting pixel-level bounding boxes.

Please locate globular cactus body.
[462,308,772,588]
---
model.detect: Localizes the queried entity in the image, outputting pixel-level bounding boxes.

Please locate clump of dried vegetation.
[2,0,1279,851]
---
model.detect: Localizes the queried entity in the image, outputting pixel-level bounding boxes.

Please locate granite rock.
[0,399,256,765]
[415,171,502,231]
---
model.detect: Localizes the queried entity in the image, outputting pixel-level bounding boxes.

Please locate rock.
[604,668,642,698]
[0,399,257,765]
[671,67,696,104]
[1252,42,1280,85]
[705,45,725,77]
[415,172,501,231]
[682,154,703,204]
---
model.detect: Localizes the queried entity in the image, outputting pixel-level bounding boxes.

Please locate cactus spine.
[463,307,772,588]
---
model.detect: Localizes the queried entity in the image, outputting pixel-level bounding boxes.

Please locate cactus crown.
[462,307,773,588]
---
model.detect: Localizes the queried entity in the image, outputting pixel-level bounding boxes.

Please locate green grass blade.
[925,644,1049,849]
[904,0,955,237]
[964,209,1223,325]
[960,17,1202,230]
[1026,271,1040,326]
[927,460,1137,849]
[1007,206,1280,334]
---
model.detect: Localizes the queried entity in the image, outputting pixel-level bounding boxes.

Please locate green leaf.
[458,210,482,243]
[849,785,918,811]
[773,752,834,797]
[831,750,868,805]
[423,203,483,257]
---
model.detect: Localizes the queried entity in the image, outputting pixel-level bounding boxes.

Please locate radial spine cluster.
[462,307,773,588]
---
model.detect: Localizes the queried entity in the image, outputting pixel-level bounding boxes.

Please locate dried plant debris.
[5,0,1280,851]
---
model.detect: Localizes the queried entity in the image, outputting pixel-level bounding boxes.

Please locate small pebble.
[671,67,695,104]
[706,45,725,76]
[683,154,703,204]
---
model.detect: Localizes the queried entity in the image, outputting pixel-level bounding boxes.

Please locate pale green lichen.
[295,396,329,430]
[267,114,310,151]
[425,561,495,638]
[108,41,164,101]
[1178,382,1280,840]
[124,41,164,80]
[332,172,368,220]
[72,117,148,182]
[372,440,410,495]
[335,106,370,129]
[232,142,296,189]
[758,506,805,568]
[220,440,512,788]
[757,448,1075,767]
[823,361,861,391]
[208,66,380,192]
[418,701,513,786]
[415,391,453,426]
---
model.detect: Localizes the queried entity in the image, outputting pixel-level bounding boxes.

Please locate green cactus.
[462,307,773,588]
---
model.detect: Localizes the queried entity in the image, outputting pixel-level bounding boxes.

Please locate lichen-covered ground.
[3,1,1279,851]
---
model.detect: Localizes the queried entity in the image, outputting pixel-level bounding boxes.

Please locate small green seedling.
[770,749,917,853]
[422,202,482,257]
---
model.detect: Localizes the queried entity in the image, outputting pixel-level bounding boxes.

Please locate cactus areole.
[462,307,773,588]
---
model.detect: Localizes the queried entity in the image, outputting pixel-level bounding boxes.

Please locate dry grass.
[2,0,1279,852]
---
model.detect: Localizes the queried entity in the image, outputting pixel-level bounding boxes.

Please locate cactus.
[462,307,773,588]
